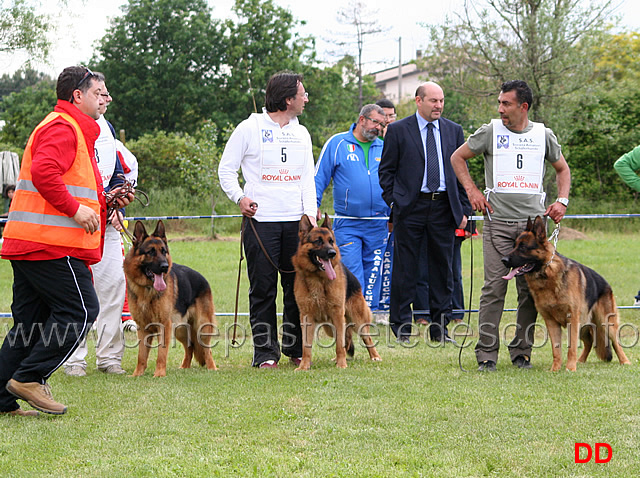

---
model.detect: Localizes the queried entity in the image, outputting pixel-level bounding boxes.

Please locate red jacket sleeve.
[30,120,82,217]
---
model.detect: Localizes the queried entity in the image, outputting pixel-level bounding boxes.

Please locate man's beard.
[362,128,378,142]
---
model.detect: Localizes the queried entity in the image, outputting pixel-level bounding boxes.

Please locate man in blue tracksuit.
[315,104,390,310]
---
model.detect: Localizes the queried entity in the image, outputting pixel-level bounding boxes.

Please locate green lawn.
[1,224,639,477]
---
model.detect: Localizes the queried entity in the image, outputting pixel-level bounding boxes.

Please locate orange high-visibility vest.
[3,112,101,250]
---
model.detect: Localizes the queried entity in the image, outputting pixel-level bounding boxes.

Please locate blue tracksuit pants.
[333,218,388,311]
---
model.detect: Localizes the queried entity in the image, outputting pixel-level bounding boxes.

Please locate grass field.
[1,221,640,477]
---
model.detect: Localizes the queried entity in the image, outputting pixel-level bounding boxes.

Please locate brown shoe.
[6,379,67,415]
[0,407,39,417]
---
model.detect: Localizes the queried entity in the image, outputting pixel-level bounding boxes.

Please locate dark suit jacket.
[379,114,471,224]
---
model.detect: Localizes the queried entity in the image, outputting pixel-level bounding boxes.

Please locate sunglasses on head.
[75,66,95,91]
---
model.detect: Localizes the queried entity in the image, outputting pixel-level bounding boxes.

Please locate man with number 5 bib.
[450,80,571,372]
[219,71,317,369]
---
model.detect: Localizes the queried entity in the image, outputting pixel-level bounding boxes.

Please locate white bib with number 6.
[492,118,545,196]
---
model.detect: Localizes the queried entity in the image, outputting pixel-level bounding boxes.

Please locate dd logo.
[574,443,612,463]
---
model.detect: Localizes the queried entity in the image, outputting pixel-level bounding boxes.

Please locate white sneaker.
[122,319,137,332]
[634,298,640,307]
[374,313,389,326]
[64,365,86,377]
[99,364,127,375]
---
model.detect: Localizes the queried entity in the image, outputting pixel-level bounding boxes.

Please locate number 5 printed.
[281,147,287,163]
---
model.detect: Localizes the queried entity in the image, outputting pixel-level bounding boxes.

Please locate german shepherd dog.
[123,221,218,377]
[292,214,382,370]
[502,216,630,371]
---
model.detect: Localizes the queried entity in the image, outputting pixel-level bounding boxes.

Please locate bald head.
[415,81,444,122]
[415,81,443,99]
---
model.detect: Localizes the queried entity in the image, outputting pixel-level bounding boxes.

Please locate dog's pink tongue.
[320,258,337,281]
[153,273,167,291]
[502,268,519,281]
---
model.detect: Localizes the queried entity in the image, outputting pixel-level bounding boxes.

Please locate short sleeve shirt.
[467,121,563,221]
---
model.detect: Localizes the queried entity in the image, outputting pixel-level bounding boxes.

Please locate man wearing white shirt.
[219,71,317,369]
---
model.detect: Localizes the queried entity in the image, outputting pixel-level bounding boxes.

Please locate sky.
[0,0,638,77]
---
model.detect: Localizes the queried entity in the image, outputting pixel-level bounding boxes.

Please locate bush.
[124,185,241,237]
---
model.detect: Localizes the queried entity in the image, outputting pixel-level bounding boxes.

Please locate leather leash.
[231,215,296,346]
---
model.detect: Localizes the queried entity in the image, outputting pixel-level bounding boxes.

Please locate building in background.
[372,53,428,104]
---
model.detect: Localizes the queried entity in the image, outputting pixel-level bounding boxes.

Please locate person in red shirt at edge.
[0,66,133,416]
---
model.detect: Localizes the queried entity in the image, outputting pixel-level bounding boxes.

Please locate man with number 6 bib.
[218,71,317,369]
[450,80,571,372]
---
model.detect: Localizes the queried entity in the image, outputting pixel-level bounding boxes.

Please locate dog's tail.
[591,295,615,362]
[345,331,355,357]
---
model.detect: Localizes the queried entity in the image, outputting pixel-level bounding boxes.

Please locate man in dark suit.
[379,81,471,343]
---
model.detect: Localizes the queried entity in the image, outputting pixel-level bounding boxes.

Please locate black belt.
[419,191,447,201]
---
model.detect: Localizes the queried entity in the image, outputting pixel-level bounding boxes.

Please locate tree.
[421,0,616,125]
[0,67,52,106]
[216,0,314,128]
[0,78,55,147]
[93,0,225,139]
[592,31,640,82]
[0,0,51,61]
[333,0,388,110]
[560,31,640,201]
[301,55,379,151]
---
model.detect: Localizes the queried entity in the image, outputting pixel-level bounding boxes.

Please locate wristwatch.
[236,195,246,205]
[556,197,569,207]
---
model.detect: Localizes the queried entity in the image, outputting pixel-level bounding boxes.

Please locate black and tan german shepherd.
[292,214,381,370]
[502,216,630,371]
[123,221,217,377]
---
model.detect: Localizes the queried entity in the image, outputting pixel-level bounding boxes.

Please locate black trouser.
[390,196,456,340]
[0,257,99,412]
[243,219,302,366]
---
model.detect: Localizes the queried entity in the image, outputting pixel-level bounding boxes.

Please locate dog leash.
[231,217,247,346]
[103,174,150,242]
[545,222,561,267]
[231,212,296,345]
[246,217,295,274]
[458,216,474,373]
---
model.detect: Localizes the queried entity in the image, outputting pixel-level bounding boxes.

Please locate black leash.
[246,217,295,274]
[231,217,247,346]
[230,213,296,345]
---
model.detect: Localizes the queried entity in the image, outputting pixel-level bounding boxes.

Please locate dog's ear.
[321,212,332,230]
[152,220,167,244]
[526,217,534,232]
[133,221,148,246]
[299,214,313,237]
[533,215,547,242]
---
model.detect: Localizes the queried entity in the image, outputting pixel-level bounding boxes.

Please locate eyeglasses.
[75,66,95,91]
[385,113,397,120]
[299,92,309,99]
[364,115,387,128]
[100,92,112,99]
